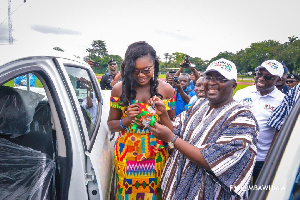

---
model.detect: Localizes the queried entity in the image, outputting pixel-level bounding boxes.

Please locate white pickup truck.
[0,48,116,200]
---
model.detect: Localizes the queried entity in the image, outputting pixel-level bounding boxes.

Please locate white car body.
[0,48,115,200]
[249,96,300,200]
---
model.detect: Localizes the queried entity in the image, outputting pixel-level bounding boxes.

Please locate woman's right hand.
[126,103,140,123]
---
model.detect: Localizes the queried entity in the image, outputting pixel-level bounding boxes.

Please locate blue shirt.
[175,87,195,116]
[188,80,195,90]
[281,84,290,95]
[268,84,300,130]
[14,74,37,87]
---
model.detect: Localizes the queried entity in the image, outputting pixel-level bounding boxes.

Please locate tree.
[86,40,108,59]
[84,40,124,74]
[288,35,298,43]
[278,39,300,73]
[190,57,207,72]
[236,40,281,73]
[209,51,235,64]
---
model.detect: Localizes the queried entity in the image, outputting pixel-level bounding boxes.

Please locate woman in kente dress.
[107,41,175,200]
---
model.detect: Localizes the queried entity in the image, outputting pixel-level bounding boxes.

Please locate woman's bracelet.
[119,119,127,129]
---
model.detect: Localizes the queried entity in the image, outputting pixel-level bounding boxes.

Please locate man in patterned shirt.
[150,58,258,199]
[268,84,300,138]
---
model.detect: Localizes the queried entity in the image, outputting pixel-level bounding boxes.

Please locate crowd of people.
[88,41,299,199]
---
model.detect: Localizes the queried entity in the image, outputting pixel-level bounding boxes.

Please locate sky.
[1,0,300,61]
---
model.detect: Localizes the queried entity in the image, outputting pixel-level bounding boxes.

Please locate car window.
[65,66,99,140]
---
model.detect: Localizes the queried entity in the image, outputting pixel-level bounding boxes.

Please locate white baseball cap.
[256,60,284,77]
[204,58,237,81]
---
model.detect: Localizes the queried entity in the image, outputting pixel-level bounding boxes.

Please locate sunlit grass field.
[233,84,250,96]
[4,76,251,96]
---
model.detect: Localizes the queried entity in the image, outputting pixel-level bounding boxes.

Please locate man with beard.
[100,59,119,90]
[234,60,285,185]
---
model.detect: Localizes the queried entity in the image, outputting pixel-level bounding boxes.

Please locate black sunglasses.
[133,66,153,75]
[109,63,117,66]
[204,75,229,83]
[286,80,295,84]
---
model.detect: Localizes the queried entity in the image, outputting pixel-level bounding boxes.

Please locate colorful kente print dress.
[110,96,175,200]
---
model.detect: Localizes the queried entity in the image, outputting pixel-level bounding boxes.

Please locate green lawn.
[3,80,14,87]
[4,76,249,97]
[233,84,250,96]
[3,78,43,88]
[238,79,254,83]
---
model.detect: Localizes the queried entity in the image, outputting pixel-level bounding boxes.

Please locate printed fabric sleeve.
[162,92,175,111]
[199,110,258,197]
[267,95,289,130]
[110,96,124,110]
[268,85,300,130]
[172,110,188,138]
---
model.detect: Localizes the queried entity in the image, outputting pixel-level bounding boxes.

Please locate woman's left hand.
[149,122,175,142]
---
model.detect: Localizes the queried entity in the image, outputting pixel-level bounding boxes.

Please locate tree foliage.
[86,40,108,59]
[84,40,123,74]
[161,37,299,74]
[84,36,300,75]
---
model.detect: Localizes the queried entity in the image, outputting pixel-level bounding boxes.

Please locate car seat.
[0,86,55,200]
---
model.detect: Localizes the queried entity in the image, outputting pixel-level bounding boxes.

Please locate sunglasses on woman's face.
[109,63,117,66]
[133,66,153,75]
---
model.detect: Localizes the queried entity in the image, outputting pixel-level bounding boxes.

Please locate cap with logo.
[256,60,284,77]
[287,74,300,81]
[204,58,237,81]
[108,59,116,64]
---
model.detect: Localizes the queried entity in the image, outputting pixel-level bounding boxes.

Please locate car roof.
[0,45,85,66]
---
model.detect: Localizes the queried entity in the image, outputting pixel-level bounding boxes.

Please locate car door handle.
[110,132,115,141]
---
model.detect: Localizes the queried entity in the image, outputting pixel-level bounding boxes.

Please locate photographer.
[100,59,120,90]
[165,70,177,86]
[173,73,196,116]
[174,55,200,90]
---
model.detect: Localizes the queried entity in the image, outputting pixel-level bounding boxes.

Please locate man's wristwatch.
[168,135,178,149]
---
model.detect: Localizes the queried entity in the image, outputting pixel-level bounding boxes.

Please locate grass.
[3,80,14,87]
[238,79,254,83]
[3,78,43,88]
[233,84,250,96]
[3,76,250,97]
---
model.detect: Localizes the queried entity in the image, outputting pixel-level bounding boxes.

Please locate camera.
[173,76,179,84]
[181,55,190,68]
[93,62,100,68]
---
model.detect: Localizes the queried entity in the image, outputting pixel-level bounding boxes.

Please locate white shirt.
[189,95,198,104]
[234,85,285,161]
[82,93,98,124]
